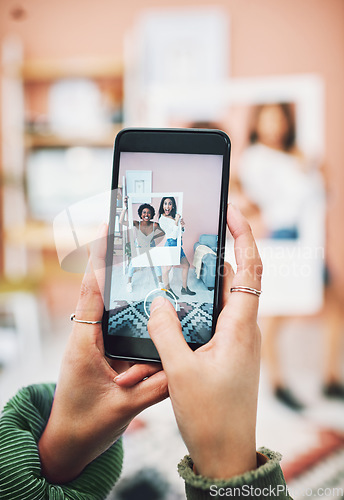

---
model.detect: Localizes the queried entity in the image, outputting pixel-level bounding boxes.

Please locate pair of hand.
[39,204,262,483]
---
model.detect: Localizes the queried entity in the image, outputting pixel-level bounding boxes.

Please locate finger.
[131,370,169,411]
[226,204,262,318]
[75,223,108,321]
[114,363,163,387]
[147,297,192,374]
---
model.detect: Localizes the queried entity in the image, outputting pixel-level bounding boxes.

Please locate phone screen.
[103,129,230,361]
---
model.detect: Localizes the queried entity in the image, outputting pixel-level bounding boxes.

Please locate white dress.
[135,221,156,250]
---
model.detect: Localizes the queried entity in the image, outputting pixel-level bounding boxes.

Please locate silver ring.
[70,313,102,324]
[230,286,262,298]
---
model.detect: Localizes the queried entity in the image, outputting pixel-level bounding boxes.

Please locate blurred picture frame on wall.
[123,6,229,126]
[132,7,229,86]
[125,170,152,204]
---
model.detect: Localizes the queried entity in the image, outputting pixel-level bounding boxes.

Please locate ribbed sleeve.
[0,383,123,500]
[178,448,292,500]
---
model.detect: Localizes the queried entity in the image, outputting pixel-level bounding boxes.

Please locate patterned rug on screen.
[108,300,213,343]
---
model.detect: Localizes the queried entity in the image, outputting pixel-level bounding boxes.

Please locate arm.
[119,208,128,226]
[152,222,165,240]
[0,384,123,500]
[38,224,168,484]
[118,204,291,498]
[119,196,128,226]
[119,196,139,228]
[0,224,167,497]
[178,448,291,500]
[176,214,186,234]
[148,205,260,479]
[0,227,168,497]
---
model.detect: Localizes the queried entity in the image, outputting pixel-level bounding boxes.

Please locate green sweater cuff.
[0,383,123,500]
[178,448,292,499]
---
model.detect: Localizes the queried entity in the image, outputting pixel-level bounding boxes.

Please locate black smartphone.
[102,128,230,362]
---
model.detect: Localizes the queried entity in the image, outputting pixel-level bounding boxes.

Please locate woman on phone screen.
[120,196,164,293]
[158,196,195,300]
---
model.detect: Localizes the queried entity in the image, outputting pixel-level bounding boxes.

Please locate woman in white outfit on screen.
[158,196,195,301]
[120,197,164,292]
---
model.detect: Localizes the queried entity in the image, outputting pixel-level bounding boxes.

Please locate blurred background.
[0,0,343,498]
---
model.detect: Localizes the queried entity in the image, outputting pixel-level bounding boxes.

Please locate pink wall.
[1,0,343,296]
[121,152,223,261]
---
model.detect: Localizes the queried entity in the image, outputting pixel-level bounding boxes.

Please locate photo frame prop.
[126,192,183,268]
[140,74,325,315]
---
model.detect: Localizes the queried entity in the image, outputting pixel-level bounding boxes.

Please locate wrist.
[190,433,257,480]
[38,400,125,484]
[193,448,257,480]
[39,419,88,483]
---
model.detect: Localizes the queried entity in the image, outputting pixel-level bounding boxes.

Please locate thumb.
[147,297,192,373]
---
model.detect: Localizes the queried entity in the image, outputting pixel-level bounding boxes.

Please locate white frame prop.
[132,74,324,159]
[127,192,183,268]
[135,75,326,315]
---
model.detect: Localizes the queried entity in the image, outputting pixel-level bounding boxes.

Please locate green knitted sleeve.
[178,448,293,500]
[0,383,123,500]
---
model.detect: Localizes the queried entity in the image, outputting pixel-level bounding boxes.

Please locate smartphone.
[102,128,230,362]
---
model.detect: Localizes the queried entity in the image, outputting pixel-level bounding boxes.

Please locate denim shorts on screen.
[165,238,186,259]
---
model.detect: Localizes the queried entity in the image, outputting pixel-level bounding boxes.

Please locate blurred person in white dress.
[236,103,344,409]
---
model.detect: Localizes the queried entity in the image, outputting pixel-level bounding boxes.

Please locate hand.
[175,213,181,224]
[180,218,185,227]
[38,224,168,484]
[137,205,261,479]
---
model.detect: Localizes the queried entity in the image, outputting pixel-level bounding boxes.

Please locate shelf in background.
[21,57,123,81]
[24,126,122,148]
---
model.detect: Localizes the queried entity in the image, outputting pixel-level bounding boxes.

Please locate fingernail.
[150,296,166,314]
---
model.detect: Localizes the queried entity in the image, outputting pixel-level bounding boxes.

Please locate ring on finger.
[70,313,102,324]
[230,286,262,298]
